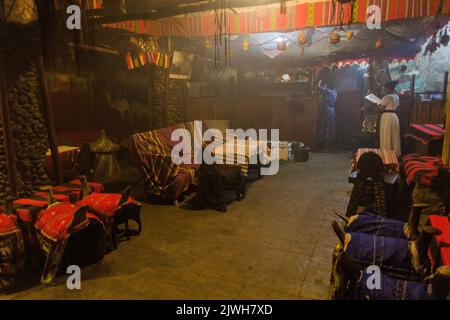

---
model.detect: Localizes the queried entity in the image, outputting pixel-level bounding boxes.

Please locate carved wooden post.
[0,47,19,197]
[0,11,19,197]
[409,74,416,125]
[36,52,63,185]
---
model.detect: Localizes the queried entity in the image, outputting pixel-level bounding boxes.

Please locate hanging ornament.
[204,39,212,49]
[242,37,250,51]
[345,30,354,40]
[330,31,340,44]
[375,37,383,49]
[440,27,449,47]
[226,47,232,59]
[298,31,308,46]
[277,36,287,51]
[300,47,305,57]
[280,0,287,14]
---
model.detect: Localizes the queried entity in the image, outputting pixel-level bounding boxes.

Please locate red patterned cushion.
[77,193,137,251]
[35,203,105,284]
[0,213,25,275]
[53,179,104,201]
[428,215,450,268]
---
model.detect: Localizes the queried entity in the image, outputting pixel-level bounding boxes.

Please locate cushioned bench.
[129,122,204,200]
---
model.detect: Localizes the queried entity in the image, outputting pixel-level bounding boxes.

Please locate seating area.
[330,149,450,300]
[0,178,142,288]
[129,121,270,211]
[2,0,450,304]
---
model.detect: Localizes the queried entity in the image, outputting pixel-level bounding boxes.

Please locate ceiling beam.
[87,0,294,23]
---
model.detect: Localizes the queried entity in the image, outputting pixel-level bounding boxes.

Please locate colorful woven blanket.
[351,148,399,175]
[77,193,140,251]
[129,122,202,200]
[402,154,448,187]
[406,124,445,144]
[35,203,105,284]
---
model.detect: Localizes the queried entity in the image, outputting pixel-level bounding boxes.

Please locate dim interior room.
[0,0,450,300]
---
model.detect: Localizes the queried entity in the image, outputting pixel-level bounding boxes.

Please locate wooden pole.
[162,37,172,128]
[0,8,19,197]
[409,74,416,125]
[0,46,19,197]
[443,71,449,129]
[36,52,63,185]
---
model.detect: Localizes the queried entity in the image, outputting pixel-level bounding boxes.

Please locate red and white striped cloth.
[351,148,400,174]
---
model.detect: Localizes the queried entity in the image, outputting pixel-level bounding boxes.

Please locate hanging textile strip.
[86,0,103,10]
[104,0,450,37]
[125,51,170,70]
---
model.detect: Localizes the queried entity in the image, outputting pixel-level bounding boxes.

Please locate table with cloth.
[46,146,81,176]
[212,138,271,177]
[349,148,400,185]
[210,138,270,201]
[350,148,400,176]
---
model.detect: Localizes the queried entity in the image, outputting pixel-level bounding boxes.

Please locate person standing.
[377,80,401,156]
[318,80,338,151]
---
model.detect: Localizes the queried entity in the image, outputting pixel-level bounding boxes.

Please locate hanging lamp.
[242,37,250,51]
[277,36,287,51]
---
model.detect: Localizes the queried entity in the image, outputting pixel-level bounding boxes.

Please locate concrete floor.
[2,152,351,300]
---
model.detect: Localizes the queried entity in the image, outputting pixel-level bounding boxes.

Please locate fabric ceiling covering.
[103,0,450,37]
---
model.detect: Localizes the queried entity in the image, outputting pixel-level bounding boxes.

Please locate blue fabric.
[345,232,414,274]
[345,213,406,238]
[325,107,336,144]
[353,268,431,300]
[319,87,337,144]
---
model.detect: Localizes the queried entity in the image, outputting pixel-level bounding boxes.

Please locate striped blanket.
[129,122,202,200]
[406,124,445,144]
[401,154,447,187]
[351,148,399,174]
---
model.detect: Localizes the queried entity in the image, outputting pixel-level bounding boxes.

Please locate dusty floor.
[2,152,351,300]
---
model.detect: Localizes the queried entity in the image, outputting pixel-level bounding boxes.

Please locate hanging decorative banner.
[125,51,171,70]
[104,0,450,38]
[86,0,103,10]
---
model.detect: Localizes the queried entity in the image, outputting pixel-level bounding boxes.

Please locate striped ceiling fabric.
[103,0,450,37]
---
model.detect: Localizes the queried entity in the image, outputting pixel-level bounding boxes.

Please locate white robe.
[380,94,401,156]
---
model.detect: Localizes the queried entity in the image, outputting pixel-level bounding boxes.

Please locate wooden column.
[0,46,19,197]
[0,9,19,197]
[443,71,449,115]
[408,74,416,125]
[162,68,170,128]
[36,52,63,185]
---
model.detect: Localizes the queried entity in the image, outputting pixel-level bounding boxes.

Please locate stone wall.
[0,25,50,199]
[3,0,38,24]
